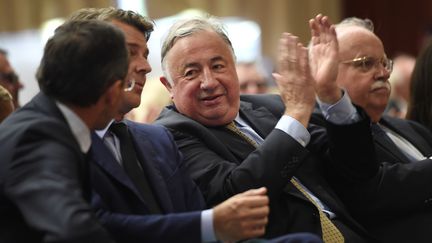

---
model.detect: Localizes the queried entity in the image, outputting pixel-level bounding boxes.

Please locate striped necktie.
[225,121,344,243]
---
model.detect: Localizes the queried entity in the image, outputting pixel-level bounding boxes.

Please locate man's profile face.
[0,53,23,107]
[236,63,268,94]
[112,20,152,115]
[336,27,391,121]
[163,30,240,126]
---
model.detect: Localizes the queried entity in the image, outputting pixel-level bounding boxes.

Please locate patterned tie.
[225,121,344,243]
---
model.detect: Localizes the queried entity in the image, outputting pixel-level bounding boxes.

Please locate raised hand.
[273,33,316,127]
[309,14,341,104]
[213,187,269,242]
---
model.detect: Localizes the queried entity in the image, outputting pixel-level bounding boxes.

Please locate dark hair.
[407,41,432,130]
[68,7,154,41]
[36,20,128,106]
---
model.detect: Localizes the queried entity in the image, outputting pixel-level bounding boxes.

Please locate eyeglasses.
[341,56,393,73]
[0,72,19,84]
[124,79,135,92]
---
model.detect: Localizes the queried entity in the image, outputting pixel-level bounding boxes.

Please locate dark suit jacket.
[0,92,113,243]
[312,109,432,243]
[155,95,375,242]
[90,121,206,243]
[348,115,432,243]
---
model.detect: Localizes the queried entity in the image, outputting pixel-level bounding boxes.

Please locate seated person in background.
[0,85,14,122]
[314,16,432,243]
[407,41,432,132]
[155,14,381,242]
[236,61,270,94]
[0,20,129,243]
[0,48,24,108]
[69,7,322,243]
[385,54,415,118]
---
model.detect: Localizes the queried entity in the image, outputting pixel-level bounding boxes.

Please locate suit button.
[424,198,432,204]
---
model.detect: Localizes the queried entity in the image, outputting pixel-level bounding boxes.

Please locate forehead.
[0,54,12,73]
[167,30,234,62]
[111,20,148,48]
[338,27,385,58]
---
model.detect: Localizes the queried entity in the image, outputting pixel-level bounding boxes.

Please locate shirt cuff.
[275,115,310,147]
[201,209,217,242]
[317,90,360,124]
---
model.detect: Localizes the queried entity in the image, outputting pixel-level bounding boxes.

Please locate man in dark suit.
[0,20,129,242]
[70,7,322,243]
[324,17,432,243]
[155,14,380,242]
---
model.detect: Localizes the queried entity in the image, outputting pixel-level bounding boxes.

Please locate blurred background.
[0,0,430,121]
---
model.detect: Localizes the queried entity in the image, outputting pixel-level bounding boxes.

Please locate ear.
[160,76,174,99]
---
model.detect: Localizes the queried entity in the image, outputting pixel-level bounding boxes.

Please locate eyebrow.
[127,43,149,56]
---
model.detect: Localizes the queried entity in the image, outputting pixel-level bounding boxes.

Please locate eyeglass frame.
[341,56,393,73]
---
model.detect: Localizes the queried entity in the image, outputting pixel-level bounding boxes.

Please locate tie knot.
[109,122,129,138]
[225,121,237,130]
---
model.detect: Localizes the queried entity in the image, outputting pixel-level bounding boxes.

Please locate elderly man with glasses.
[314,17,432,243]
[0,49,24,108]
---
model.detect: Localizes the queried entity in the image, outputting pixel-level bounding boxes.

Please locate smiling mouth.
[201,93,224,101]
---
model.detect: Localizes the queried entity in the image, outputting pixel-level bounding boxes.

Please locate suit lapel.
[127,122,174,212]
[372,118,411,162]
[382,116,432,156]
[239,101,276,137]
[90,132,143,199]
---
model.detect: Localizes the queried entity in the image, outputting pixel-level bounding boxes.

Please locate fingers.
[238,187,267,196]
[310,14,336,45]
[278,33,301,74]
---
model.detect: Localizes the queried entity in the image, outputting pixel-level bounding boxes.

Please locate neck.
[65,103,99,130]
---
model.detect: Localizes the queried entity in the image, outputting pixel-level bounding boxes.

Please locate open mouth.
[201,93,224,105]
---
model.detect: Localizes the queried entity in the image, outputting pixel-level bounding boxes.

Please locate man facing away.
[0,20,129,243]
[69,7,322,243]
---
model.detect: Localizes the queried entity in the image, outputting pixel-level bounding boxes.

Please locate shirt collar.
[55,101,91,153]
[95,119,114,139]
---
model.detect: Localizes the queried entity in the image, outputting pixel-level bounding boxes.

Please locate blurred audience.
[0,49,24,108]
[407,41,432,132]
[236,61,269,94]
[385,54,416,118]
[0,85,14,122]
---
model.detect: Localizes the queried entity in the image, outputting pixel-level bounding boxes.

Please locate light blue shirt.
[236,92,359,218]
[96,122,216,242]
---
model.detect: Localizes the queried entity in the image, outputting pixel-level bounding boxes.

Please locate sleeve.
[4,128,114,243]
[92,192,202,243]
[171,128,309,206]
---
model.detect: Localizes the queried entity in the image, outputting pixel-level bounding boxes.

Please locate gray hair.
[335,17,374,32]
[161,16,235,84]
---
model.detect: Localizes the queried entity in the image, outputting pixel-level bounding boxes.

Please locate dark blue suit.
[90,120,206,243]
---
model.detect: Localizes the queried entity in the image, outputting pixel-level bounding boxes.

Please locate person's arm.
[5,125,114,243]
[93,187,269,243]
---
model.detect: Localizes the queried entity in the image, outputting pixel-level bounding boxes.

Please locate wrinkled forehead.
[337,26,385,59]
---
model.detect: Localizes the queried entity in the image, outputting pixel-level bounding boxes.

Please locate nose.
[374,64,391,80]
[17,79,24,89]
[135,56,152,75]
[200,68,218,90]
